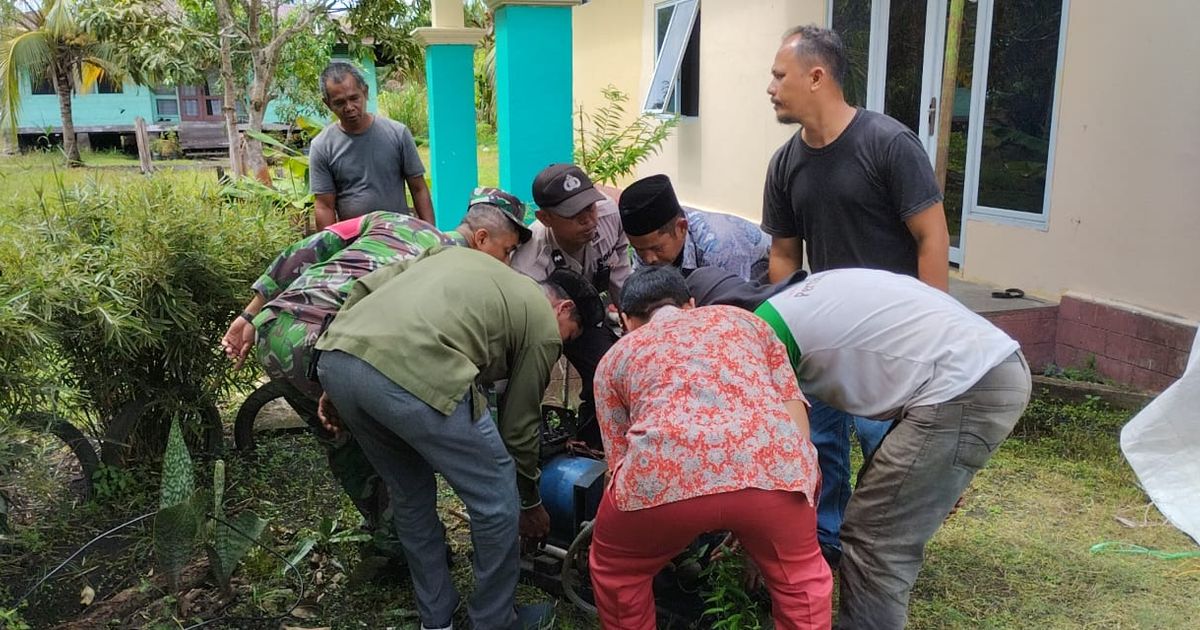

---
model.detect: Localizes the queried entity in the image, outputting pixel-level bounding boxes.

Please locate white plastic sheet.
[1120,328,1200,545]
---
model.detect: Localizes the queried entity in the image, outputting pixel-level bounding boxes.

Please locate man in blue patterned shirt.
[618,174,771,281]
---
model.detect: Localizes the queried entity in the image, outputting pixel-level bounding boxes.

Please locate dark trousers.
[562,324,618,446]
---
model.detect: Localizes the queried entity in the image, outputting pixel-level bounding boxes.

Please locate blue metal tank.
[538,454,607,547]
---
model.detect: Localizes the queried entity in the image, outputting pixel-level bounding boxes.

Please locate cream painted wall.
[636,0,824,218]
[961,0,1200,320]
[572,0,644,145]
[573,0,823,211]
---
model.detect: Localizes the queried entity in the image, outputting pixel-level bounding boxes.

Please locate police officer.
[510,164,633,446]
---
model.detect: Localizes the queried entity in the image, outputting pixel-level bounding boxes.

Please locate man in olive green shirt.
[315,246,585,630]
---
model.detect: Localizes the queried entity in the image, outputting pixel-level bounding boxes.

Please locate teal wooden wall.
[15,55,378,131]
[15,78,157,130]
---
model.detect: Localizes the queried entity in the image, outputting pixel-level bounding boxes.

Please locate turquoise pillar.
[491,1,579,202]
[423,44,479,231]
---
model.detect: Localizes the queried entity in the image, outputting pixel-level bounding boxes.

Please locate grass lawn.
[416,143,502,191]
[0,143,502,212]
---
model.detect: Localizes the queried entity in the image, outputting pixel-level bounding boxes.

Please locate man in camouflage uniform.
[222,189,530,568]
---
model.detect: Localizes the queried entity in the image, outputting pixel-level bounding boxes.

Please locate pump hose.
[561,520,598,617]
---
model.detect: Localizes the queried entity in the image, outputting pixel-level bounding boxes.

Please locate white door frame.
[850,0,973,265]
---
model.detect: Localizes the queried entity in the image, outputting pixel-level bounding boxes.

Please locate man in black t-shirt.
[761,24,951,624]
[763,25,948,286]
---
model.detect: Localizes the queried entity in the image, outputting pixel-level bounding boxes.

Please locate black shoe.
[820,543,843,570]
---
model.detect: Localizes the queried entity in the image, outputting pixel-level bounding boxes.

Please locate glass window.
[830,0,871,108]
[156,98,179,117]
[976,0,1064,214]
[882,0,930,135]
[645,0,700,115]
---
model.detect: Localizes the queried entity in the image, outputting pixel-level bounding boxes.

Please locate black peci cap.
[618,174,684,236]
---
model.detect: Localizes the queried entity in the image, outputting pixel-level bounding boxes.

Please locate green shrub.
[150,130,182,160]
[476,121,497,146]
[378,83,429,140]
[574,85,680,186]
[0,175,298,462]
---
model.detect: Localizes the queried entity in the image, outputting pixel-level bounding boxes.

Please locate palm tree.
[0,0,123,166]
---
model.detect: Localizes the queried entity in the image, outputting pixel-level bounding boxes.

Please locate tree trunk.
[52,58,82,167]
[214,0,244,176]
[934,0,966,190]
[244,71,271,184]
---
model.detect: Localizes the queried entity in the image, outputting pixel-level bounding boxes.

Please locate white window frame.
[644,0,699,115]
[965,0,1070,231]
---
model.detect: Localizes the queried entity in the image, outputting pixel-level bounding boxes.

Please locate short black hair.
[781,25,849,87]
[619,266,690,319]
[540,280,583,328]
[320,62,369,100]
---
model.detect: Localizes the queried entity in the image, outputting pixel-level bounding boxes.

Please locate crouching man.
[220,191,529,570]
[315,246,597,630]
[686,267,1032,629]
[589,266,831,630]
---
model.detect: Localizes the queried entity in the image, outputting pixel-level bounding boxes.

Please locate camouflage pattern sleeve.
[251,229,354,301]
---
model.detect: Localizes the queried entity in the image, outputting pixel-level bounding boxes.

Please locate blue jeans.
[809,398,892,551]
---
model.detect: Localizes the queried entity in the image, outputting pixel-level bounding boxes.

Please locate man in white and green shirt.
[686,266,1031,629]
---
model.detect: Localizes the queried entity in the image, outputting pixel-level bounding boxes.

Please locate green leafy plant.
[206,459,268,595]
[154,419,267,596]
[0,605,32,630]
[154,418,203,593]
[574,85,680,186]
[223,128,315,213]
[150,130,182,160]
[284,515,371,573]
[378,83,429,140]
[1042,354,1107,385]
[0,174,298,463]
[700,548,767,629]
[91,463,138,503]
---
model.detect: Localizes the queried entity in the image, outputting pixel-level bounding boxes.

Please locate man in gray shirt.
[309,62,434,229]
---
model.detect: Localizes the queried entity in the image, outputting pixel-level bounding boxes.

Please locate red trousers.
[589,488,832,630]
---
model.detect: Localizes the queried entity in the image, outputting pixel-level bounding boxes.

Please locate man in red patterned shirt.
[589,266,832,630]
